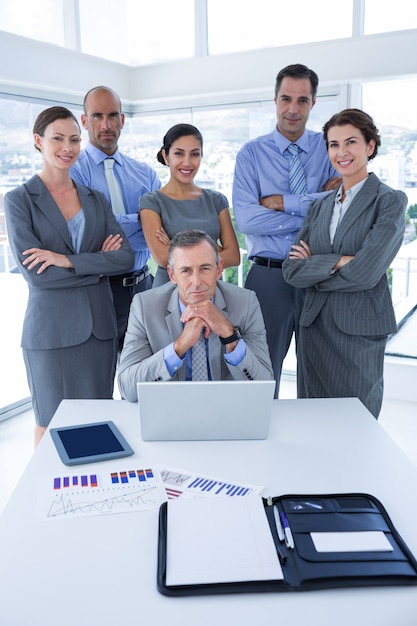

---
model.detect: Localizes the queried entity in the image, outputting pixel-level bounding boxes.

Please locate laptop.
[137,380,275,441]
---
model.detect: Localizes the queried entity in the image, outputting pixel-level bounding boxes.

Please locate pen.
[267,498,286,565]
[281,511,295,549]
[273,505,285,542]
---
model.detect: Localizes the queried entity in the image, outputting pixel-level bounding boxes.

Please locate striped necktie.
[287,143,307,195]
[192,332,208,381]
[103,158,125,215]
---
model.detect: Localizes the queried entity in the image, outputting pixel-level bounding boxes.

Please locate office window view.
[0,0,417,413]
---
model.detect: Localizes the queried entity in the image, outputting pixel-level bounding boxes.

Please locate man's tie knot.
[103,158,125,215]
[287,143,300,156]
[104,158,115,170]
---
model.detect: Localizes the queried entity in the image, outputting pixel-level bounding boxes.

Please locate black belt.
[109,265,150,287]
[252,256,283,269]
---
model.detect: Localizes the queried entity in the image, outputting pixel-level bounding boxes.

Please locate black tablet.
[50,421,134,466]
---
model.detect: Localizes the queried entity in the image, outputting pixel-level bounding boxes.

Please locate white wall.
[1,28,417,109]
[130,30,417,108]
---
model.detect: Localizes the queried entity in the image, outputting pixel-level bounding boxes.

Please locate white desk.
[1,398,417,626]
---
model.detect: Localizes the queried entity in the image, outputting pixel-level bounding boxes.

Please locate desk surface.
[1,397,417,626]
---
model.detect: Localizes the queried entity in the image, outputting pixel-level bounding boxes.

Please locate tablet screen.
[50,421,134,466]
[58,423,124,458]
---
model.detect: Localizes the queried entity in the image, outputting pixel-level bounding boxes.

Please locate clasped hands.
[174,300,235,357]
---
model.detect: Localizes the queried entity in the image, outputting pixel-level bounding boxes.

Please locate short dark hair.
[83,86,122,114]
[168,229,219,268]
[274,64,319,98]
[157,123,203,165]
[33,106,80,152]
[322,108,381,160]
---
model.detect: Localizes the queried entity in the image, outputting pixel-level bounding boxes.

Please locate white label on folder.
[311,531,393,553]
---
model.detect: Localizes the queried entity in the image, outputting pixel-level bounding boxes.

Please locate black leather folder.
[157,493,417,596]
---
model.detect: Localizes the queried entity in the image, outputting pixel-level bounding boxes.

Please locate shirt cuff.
[223,338,246,366]
[163,343,184,377]
[282,194,303,216]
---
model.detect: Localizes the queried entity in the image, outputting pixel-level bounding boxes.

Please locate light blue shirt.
[71,143,161,271]
[67,209,85,253]
[232,127,338,260]
[163,298,247,378]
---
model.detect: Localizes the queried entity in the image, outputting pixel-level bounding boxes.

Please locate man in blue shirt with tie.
[71,86,161,350]
[232,64,340,397]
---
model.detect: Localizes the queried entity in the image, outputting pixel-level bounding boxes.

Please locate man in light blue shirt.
[233,64,340,397]
[71,86,161,350]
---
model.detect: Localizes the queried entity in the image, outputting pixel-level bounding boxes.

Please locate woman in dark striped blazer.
[282,109,407,418]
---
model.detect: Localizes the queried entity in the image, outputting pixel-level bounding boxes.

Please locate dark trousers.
[110,271,153,352]
[245,263,304,398]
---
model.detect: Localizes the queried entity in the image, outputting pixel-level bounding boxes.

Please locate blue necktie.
[288,143,307,195]
[192,332,208,381]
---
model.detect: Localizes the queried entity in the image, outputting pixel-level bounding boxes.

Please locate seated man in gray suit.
[118,229,273,401]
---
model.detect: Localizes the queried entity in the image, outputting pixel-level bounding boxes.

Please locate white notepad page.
[166,496,283,586]
[311,531,393,553]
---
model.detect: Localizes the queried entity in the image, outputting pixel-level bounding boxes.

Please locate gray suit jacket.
[5,175,134,349]
[118,280,274,402]
[282,173,407,335]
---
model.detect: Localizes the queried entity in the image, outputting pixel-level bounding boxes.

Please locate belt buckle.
[122,276,137,287]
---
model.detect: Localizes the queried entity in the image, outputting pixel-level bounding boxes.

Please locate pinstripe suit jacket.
[282,173,407,336]
[117,280,273,402]
[4,175,134,350]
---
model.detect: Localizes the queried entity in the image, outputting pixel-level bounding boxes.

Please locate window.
[207,0,353,55]
[78,0,195,65]
[362,78,417,323]
[0,0,65,45]
[364,0,417,34]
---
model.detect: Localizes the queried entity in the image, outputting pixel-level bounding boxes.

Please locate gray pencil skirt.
[23,335,117,427]
[297,304,387,419]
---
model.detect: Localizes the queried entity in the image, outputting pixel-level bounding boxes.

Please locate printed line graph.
[160,469,192,486]
[39,467,166,520]
[46,485,162,518]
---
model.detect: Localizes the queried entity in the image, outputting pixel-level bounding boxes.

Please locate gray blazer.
[118,280,274,402]
[282,173,407,336]
[5,175,134,350]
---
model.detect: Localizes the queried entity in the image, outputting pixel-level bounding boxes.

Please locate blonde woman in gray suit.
[5,107,134,445]
[282,109,407,418]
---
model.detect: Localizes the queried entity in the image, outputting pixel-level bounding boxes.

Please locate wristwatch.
[220,325,242,345]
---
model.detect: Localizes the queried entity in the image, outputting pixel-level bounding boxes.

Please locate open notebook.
[137,380,275,441]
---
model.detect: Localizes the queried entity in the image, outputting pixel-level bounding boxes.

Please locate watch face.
[234,326,242,339]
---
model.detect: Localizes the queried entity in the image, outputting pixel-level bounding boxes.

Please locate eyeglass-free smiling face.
[162,135,202,186]
[34,118,81,170]
[327,123,376,188]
